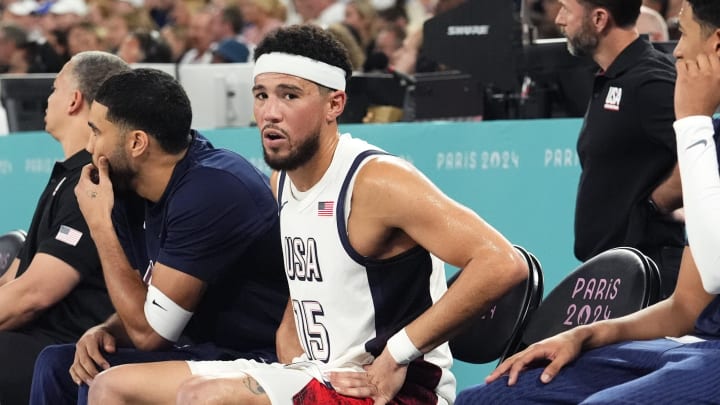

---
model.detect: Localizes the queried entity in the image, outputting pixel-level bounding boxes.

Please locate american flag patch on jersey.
[56,225,83,246]
[318,201,334,216]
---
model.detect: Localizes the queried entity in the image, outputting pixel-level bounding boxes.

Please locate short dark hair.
[0,23,28,47]
[221,5,245,34]
[578,0,641,28]
[253,24,353,89]
[94,68,192,154]
[132,30,173,63]
[71,51,130,104]
[687,0,720,35]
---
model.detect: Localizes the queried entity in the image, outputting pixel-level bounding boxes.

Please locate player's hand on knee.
[486,332,583,386]
[328,351,407,404]
[327,369,378,398]
[70,325,116,385]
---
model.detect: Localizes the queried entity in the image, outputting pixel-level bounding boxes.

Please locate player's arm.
[86,219,205,350]
[76,158,206,350]
[674,54,720,293]
[0,253,80,330]
[0,258,19,287]
[354,156,527,356]
[649,164,682,214]
[637,69,683,214]
[331,157,526,401]
[276,299,304,363]
[270,172,303,363]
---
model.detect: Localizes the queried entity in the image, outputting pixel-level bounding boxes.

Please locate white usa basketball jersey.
[276,134,455,403]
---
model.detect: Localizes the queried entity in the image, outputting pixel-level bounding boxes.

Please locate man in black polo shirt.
[0,51,130,405]
[568,0,684,297]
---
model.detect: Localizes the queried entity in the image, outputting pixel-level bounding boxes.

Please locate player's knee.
[176,376,215,405]
[178,376,269,405]
[87,369,126,404]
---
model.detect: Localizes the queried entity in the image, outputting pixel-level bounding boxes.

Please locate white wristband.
[386,328,422,365]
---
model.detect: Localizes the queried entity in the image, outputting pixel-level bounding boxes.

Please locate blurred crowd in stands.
[0,0,460,75]
[0,0,679,77]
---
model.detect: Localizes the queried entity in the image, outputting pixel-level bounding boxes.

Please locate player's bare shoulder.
[351,155,434,218]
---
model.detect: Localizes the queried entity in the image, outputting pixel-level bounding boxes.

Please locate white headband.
[253,52,347,91]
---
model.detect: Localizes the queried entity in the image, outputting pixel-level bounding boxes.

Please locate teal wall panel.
[0,118,583,393]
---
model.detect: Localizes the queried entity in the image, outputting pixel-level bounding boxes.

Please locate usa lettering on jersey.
[284,236,324,281]
[604,86,622,111]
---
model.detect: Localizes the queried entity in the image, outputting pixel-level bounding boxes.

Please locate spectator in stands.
[391,26,422,74]
[145,0,176,28]
[47,0,90,33]
[457,4,720,403]
[326,22,366,70]
[556,0,683,298]
[28,67,290,405]
[117,29,173,63]
[238,0,286,46]
[209,5,251,62]
[372,23,405,67]
[0,21,63,73]
[638,4,670,41]
[3,0,43,41]
[377,4,409,30]
[112,0,145,16]
[101,11,158,54]
[344,0,378,55]
[159,24,188,62]
[0,51,127,405]
[294,0,345,25]
[665,0,684,39]
[178,8,215,63]
[44,29,71,69]
[211,37,250,62]
[166,0,192,28]
[67,22,103,56]
[101,13,131,53]
[0,23,30,73]
[643,0,669,19]
[211,4,247,44]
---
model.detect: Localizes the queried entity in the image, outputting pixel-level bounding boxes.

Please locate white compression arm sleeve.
[675,115,720,293]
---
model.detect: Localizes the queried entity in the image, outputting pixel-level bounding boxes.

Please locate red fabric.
[292,360,442,405]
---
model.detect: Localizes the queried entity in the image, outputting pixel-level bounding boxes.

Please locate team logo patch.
[55,225,83,246]
[317,201,334,217]
[604,86,622,111]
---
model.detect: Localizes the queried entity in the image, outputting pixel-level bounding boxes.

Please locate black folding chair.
[510,247,661,355]
[0,229,26,277]
[448,245,544,364]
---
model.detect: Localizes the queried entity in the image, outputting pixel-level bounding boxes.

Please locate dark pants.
[457,338,720,404]
[29,343,276,405]
[0,331,55,405]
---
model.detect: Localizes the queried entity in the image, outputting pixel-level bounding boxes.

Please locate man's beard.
[263,130,321,171]
[566,19,599,57]
[106,156,137,198]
